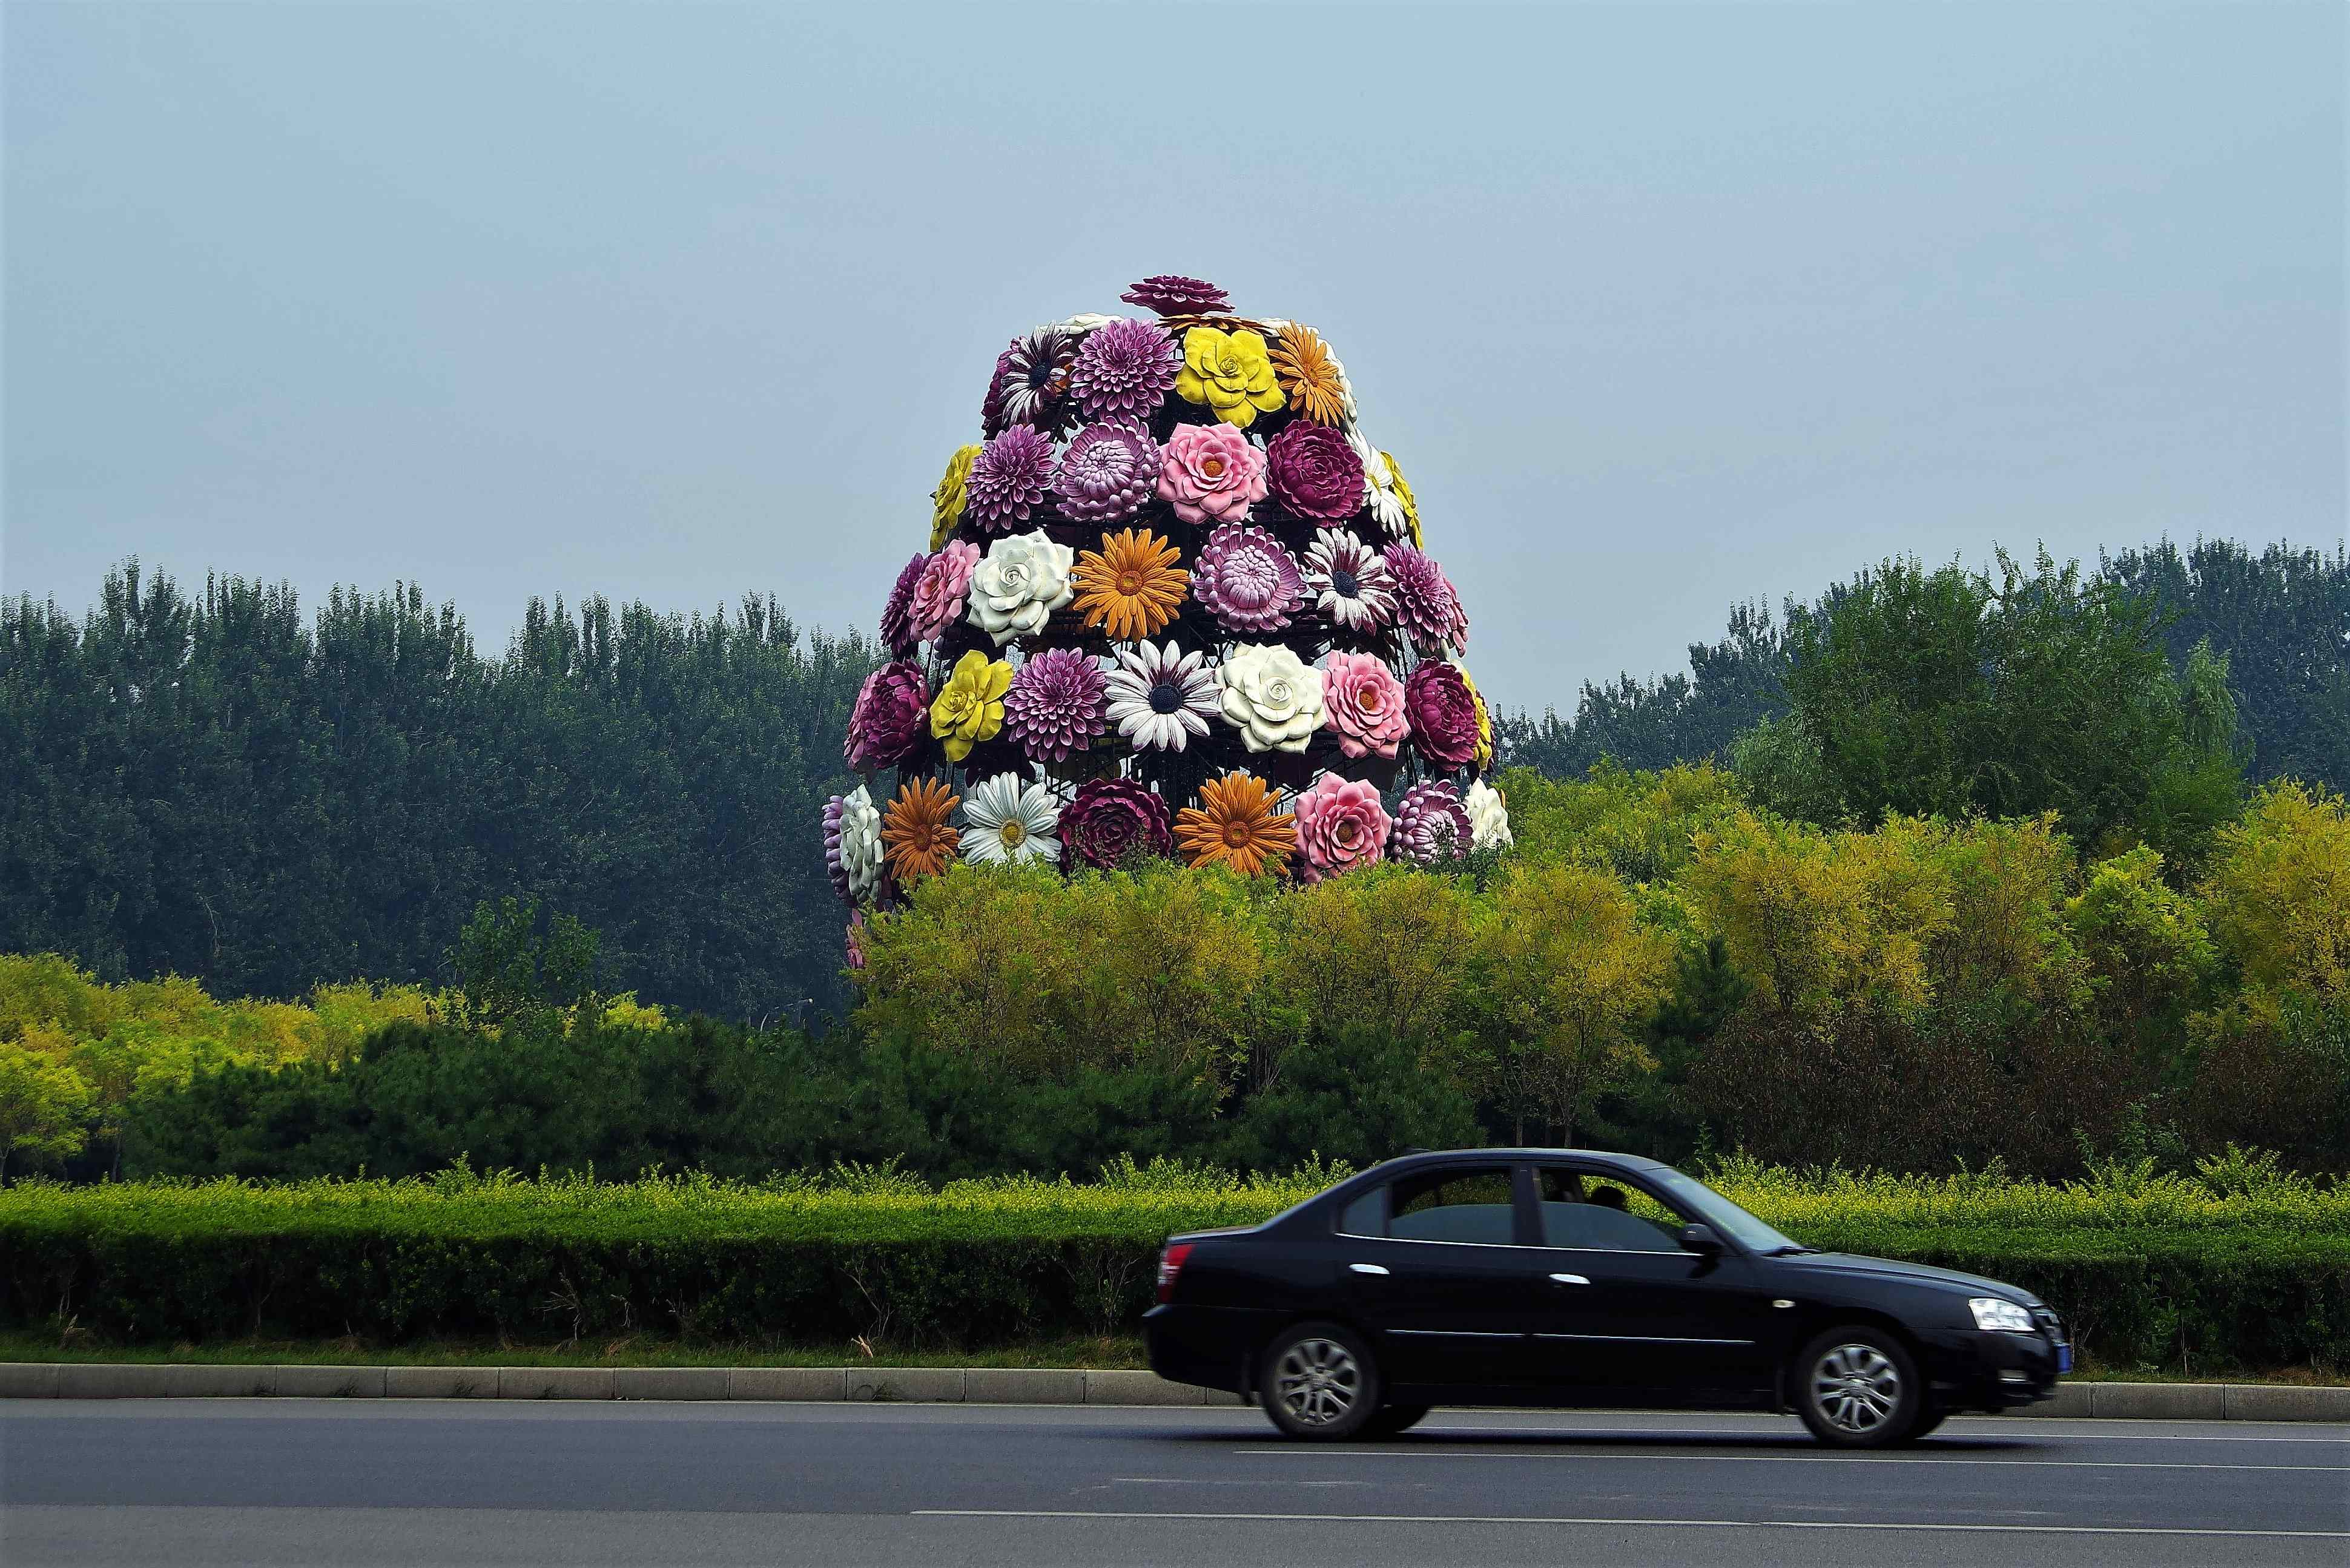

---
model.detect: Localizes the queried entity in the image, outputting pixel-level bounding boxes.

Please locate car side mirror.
[1678,1222,1724,1256]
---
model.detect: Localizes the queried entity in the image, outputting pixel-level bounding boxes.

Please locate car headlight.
[1970,1297,2036,1334]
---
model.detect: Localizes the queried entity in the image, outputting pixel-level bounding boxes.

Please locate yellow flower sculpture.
[931,443,982,550]
[1175,326,1286,429]
[1382,448,1423,548]
[929,649,1012,762]
[1458,664,1496,770]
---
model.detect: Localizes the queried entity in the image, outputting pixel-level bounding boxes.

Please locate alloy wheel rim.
[1275,1337,1361,1427]
[1810,1343,1901,1434]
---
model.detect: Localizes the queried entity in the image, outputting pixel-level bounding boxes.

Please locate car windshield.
[1645,1167,1807,1254]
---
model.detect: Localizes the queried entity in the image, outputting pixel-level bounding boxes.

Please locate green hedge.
[2,1168,2343,1370]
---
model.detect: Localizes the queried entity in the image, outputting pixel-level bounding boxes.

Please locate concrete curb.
[0,1363,2338,1420]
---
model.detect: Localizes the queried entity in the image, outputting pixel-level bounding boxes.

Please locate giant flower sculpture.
[824,275,1508,931]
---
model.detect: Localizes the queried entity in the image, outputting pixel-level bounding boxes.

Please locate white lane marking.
[1399,1423,2348,1444]
[1230,1448,2348,1472]
[913,1509,2350,1539]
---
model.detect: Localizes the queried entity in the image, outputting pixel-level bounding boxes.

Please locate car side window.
[1381,1165,1519,1245]
[1337,1187,1385,1237]
[1535,1167,1685,1251]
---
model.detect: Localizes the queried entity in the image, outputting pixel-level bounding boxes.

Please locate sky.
[5,1,2343,714]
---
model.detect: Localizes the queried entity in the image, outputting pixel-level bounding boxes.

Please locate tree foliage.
[0,562,876,1021]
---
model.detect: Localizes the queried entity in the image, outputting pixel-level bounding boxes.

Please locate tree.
[2101,538,2350,792]
[1498,601,1787,777]
[1774,548,2220,849]
[0,562,878,1021]
[447,898,603,1033]
[1471,863,1672,1145]
[0,1041,94,1178]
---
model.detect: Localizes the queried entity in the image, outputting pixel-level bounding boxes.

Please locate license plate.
[2058,1345,2073,1374]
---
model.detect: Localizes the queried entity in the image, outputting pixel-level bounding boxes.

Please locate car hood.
[1781,1251,2036,1305]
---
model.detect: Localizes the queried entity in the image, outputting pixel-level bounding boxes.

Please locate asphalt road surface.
[4,1399,2345,1567]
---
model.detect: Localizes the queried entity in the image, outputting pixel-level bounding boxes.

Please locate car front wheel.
[1361,1403,1431,1438]
[1258,1323,1381,1441]
[1794,1326,1923,1448]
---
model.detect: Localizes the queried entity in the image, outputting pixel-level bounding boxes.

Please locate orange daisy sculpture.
[1072,528,1187,641]
[1267,323,1352,427]
[880,776,961,881]
[1174,771,1296,877]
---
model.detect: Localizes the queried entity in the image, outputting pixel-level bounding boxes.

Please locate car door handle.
[1548,1273,1590,1286]
[1348,1263,1390,1276]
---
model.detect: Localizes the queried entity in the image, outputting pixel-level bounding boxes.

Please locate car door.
[1522,1162,1778,1400]
[1332,1161,1541,1391]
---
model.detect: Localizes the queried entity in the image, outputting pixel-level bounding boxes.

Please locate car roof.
[1371,1148,1670,1171]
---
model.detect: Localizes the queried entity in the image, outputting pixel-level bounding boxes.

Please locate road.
[3,1399,2345,1567]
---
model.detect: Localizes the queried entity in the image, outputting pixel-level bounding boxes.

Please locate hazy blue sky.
[6,1,2342,712]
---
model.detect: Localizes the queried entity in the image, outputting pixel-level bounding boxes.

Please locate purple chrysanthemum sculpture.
[1003,647,1109,763]
[1193,524,1305,633]
[1388,780,1473,866]
[878,552,927,656]
[1069,318,1181,423]
[1385,541,1470,652]
[822,794,853,899]
[1054,421,1160,525]
[1120,274,1230,315]
[965,426,1057,533]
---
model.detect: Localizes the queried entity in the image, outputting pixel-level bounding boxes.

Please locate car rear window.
[1349,1165,1519,1245]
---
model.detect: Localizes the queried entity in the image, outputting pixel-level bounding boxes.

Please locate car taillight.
[1157,1242,1193,1304]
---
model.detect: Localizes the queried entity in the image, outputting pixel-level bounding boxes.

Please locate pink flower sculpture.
[1157,422,1267,528]
[1403,660,1480,768]
[966,426,1056,533]
[1060,777,1175,869]
[1266,423,1367,522]
[1320,652,1410,760]
[1293,772,1391,883]
[1389,780,1473,866]
[845,909,868,971]
[845,660,932,772]
[1193,524,1305,633]
[1003,647,1110,763]
[908,541,981,645]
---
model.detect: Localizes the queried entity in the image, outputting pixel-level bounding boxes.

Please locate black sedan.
[1144,1148,2068,1446]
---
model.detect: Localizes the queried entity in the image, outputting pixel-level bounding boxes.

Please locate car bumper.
[1915,1327,2066,1410]
[1143,1303,1259,1395]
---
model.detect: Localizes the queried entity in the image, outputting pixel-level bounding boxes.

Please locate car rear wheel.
[1901,1407,1950,1443]
[1360,1403,1431,1438]
[1258,1323,1381,1441]
[1795,1326,1922,1448]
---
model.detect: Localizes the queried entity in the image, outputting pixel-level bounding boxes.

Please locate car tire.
[1258,1323,1382,1441]
[1361,1403,1432,1438]
[1794,1326,1923,1448]
[1900,1406,1950,1443]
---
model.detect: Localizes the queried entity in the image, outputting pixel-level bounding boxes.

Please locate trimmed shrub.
[2,1165,2342,1370]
